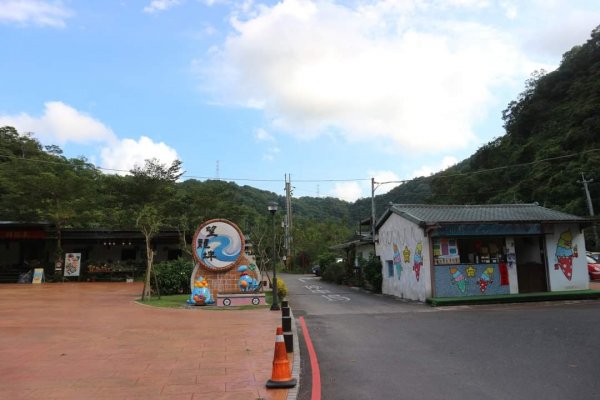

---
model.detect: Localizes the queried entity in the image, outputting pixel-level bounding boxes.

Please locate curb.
[287,307,301,400]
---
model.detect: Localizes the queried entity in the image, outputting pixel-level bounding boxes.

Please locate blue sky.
[1,1,599,201]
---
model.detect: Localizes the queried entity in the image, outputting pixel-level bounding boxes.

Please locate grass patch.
[137,291,274,310]
[138,294,190,308]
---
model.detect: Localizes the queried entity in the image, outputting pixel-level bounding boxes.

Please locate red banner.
[0,231,46,239]
[499,262,509,286]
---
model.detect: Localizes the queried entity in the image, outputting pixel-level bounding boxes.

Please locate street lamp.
[268,201,280,311]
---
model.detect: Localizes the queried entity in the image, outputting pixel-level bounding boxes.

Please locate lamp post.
[268,201,280,311]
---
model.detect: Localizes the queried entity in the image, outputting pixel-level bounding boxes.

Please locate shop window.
[387,260,394,277]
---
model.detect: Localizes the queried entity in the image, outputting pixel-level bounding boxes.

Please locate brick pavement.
[0,282,291,400]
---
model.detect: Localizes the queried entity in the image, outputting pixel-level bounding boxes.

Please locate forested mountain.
[356,26,600,219]
[1,26,599,262]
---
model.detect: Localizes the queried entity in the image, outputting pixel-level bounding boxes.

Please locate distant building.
[374,204,595,302]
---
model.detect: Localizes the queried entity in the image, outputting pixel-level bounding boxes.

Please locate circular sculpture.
[223,298,231,306]
[192,219,245,272]
[252,297,260,305]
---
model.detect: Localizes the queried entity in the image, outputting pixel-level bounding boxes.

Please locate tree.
[129,158,183,300]
[137,205,162,301]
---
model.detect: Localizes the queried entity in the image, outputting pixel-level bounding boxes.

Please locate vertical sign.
[64,253,81,277]
[32,268,45,284]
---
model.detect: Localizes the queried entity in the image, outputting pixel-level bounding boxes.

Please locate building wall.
[434,263,511,297]
[377,214,431,301]
[545,224,589,291]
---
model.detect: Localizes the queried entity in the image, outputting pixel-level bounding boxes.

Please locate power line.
[1,148,599,185]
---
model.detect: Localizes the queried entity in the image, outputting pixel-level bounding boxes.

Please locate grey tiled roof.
[387,204,586,225]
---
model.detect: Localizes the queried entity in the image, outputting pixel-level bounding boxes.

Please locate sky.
[0,1,599,202]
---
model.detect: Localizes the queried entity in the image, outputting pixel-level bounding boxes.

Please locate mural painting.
[477,267,495,293]
[393,243,403,279]
[435,264,510,297]
[554,230,577,281]
[413,242,423,281]
[449,267,467,294]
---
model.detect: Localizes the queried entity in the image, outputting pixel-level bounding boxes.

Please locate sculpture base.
[217,293,266,307]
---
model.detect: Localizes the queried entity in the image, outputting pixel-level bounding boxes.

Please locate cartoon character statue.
[393,243,403,278]
[450,267,467,294]
[413,242,423,281]
[477,267,494,293]
[238,265,259,292]
[187,276,215,305]
[554,230,574,281]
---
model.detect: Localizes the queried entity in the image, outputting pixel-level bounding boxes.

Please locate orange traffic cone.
[266,326,297,389]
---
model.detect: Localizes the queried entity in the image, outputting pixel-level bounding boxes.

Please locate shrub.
[151,258,194,295]
[277,277,288,299]
[361,255,382,293]
[321,262,345,284]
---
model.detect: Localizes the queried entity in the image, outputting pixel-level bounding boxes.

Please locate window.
[387,260,394,277]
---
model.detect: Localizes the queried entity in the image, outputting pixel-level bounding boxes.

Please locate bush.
[361,255,382,293]
[321,262,346,284]
[277,277,288,299]
[151,258,194,295]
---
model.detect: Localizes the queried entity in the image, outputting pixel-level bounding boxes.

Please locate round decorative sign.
[192,219,245,272]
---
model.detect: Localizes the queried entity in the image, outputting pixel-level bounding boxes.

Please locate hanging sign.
[192,219,244,272]
[64,253,81,277]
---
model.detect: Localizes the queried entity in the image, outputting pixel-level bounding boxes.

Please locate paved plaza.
[0,282,290,400]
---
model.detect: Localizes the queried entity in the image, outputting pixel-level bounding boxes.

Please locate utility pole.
[284,174,293,269]
[578,172,599,248]
[371,178,376,241]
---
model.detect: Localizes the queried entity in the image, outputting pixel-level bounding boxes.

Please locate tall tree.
[129,158,183,300]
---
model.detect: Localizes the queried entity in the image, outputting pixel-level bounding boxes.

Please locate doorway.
[515,236,548,293]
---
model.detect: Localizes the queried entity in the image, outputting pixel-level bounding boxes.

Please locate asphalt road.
[282,273,600,400]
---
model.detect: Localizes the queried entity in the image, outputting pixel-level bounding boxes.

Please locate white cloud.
[0,101,117,144]
[262,146,280,161]
[369,170,402,195]
[411,155,458,177]
[255,127,274,141]
[0,102,180,175]
[143,0,181,13]
[100,136,180,174]
[0,0,72,27]
[201,0,535,152]
[331,181,363,202]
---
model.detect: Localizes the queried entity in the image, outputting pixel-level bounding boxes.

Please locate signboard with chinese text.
[192,219,244,272]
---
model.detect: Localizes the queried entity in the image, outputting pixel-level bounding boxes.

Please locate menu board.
[433,238,460,265]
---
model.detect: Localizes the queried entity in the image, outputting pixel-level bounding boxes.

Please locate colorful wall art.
[546,224,589,291]
[435,264,510,297]
[377,213,431,301]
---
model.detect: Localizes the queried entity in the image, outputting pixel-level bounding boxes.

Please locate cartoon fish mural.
[413,242,423,281]
[450,267,467,294]
[477,267,494,293]
[393,243,403,279]
[554,230,574,281]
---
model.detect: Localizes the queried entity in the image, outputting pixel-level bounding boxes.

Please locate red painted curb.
[299,316,321,400]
